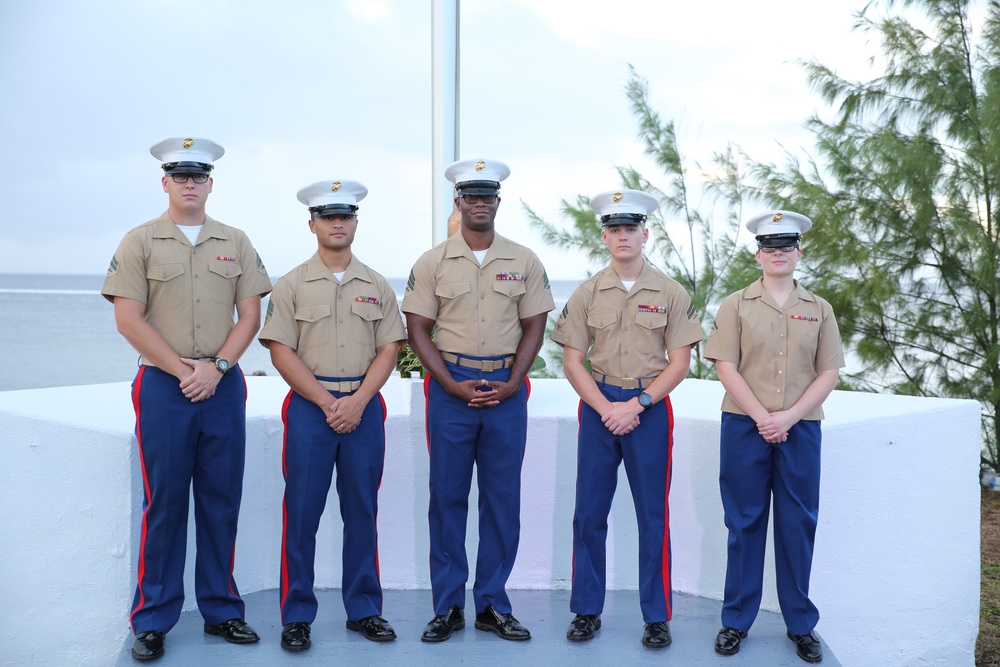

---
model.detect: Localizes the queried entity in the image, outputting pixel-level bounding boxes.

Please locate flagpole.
[431,0,459,245]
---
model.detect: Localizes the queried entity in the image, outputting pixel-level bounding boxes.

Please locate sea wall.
[0,376,980,665]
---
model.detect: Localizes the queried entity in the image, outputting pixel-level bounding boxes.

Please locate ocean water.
[0,273,578,392]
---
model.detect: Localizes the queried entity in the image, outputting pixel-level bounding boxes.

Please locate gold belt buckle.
[621,377,638,390]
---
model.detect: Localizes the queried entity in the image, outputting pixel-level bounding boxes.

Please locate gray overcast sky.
[0,0,874,280]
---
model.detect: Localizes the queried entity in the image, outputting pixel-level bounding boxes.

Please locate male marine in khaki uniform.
[551,189,703,649]
[402,158,554,642]
[102,136,272,661]
[259,180,405,652]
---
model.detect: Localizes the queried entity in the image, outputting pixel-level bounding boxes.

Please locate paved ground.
[116,588,839,666]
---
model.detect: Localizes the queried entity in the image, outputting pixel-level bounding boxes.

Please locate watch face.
[216,358,230,373]
[639,392,652,408]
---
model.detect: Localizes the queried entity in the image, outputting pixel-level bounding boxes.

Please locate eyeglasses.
[759,245,799,254]
[170,173,210,184]
[461,194,497,204]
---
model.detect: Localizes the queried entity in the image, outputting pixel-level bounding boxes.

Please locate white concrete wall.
[0,377,980,666]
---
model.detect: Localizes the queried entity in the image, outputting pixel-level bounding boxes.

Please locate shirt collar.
[303,252,373,285]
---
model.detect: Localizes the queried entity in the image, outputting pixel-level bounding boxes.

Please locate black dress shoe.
[203,618,260,644]
[566,614,601,641]
[347,615,397,642]
[642,621,672,648]
[715,626,748,655]
[281,622,311,651]
[787,630,823,663]
[474,605,531,640]
[421,605,465,642]
[131,630,165,661]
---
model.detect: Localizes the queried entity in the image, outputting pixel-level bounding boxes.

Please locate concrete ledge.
[0,377,981,666]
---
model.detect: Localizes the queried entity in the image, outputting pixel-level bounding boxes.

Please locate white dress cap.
[297,180,368,216]
[590,189,659,225]
[746,210,813,238]
[150,136,225,172]
[445,158,511,193]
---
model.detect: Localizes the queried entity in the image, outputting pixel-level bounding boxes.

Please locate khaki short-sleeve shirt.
[101,212,272,364]
[551,262,704,378]
[401,232,555,356]
[258,253,406,377]
[704,278,845,420]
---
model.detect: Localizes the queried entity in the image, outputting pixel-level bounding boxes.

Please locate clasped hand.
[178,358,221,402]
[449,378,517,408]
[602,401,641,436]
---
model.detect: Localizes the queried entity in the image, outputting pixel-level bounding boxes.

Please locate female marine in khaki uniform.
[258,180,405,652]
[551,189,703,649]
[704,211,844,664]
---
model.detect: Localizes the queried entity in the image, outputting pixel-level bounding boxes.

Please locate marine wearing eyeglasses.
[402,158,555,644]
[102,136,272,662]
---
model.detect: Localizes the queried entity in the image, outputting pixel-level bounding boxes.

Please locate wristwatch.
[637,391,652,410]
[213,357,231,375]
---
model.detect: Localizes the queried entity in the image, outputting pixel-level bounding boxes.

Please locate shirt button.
[779,333,784,337]
[779,314,784,319]
[481,317,486,322]
[196,298,201,303]
[624,326,629,331]
[194,273,199,278]
[339,318,344,323]
[776,389,781,393]
[340,343,345,348]
[196,324,201,329]
[779,351,784,356]
[341,368,345,372]
[778,370,783,375]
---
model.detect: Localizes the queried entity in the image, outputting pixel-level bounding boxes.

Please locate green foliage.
[524,0,1000,468]
[525,65,762,380]
[750,0,999,469]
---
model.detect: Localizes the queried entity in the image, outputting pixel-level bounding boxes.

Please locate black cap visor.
[162,161,214,175]
[756,233,801,248]
[601,213,647,226]
[455,180,501,196]
[309,203,359,217]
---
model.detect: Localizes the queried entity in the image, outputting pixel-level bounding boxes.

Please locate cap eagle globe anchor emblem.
[331,181,342,192]
[613,192,623,203]
[773,213,784,222]
[183,138,194,149]
[476,160,486,171]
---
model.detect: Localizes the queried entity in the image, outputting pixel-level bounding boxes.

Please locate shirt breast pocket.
[587,310,619,352]
[146,263,186,309]
[208,259,244,304]
[435,281,471,321]
[493,279,526,320]
[634,311,668,353]
[294,304,332,348]
[351,301,384,345]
